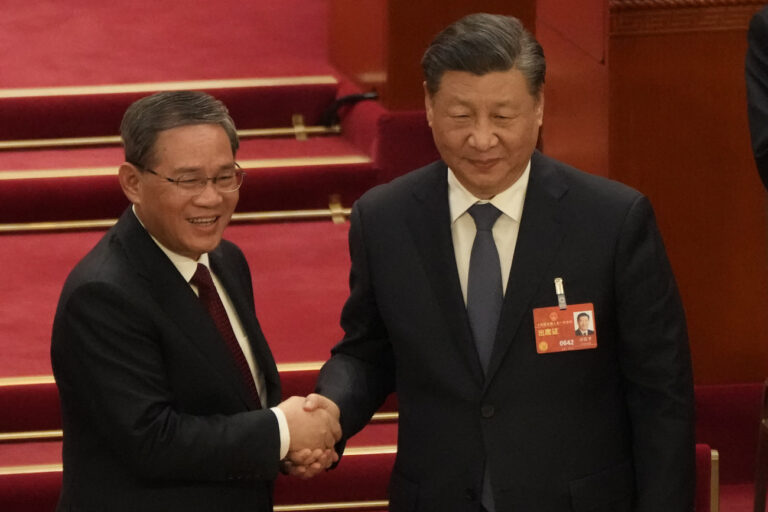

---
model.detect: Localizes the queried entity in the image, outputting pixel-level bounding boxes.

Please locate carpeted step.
[0,422,397,512]
[0,221,351,377]
[0,77,340,142]
[0,371,398,436]
[0,135,375,224]
[0,219,403,436]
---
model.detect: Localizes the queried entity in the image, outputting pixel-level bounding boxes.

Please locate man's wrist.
[270,406,290,460]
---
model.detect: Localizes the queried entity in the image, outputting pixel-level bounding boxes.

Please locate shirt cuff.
[270,406,290,460]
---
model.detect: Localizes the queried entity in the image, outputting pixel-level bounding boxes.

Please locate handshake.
[276,393,341,478]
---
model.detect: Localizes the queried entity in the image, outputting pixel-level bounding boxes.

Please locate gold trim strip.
[0,126,342,151]
[343,445,397,456]
[0,463,62,476]
[238,126,342,138]
[231,208,351,223]
[0,375,56,386]
[0,219,115,232]
[0,422,395,445]
[0,155,371,181]
[275,500,389,511]
[0,426,398,444]
[0,167,116,180]
[0,430,62,442]
[710,449,719,512]
[0,76,338,99]
[0,207,352,233]
[277,362,324,373]
[371,412,399,422]
[0,136,121,150]
[0,448,395,474]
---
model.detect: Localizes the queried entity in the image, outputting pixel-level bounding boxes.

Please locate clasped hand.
[276,393,341,478]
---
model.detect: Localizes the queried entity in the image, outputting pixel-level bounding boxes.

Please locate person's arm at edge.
[613,195,695,511]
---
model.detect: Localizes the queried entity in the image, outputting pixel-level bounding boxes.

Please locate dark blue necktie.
[467,203,503,374]
[466,202,502,512]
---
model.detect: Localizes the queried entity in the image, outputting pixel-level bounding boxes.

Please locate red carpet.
[0,0,332,88]
[0,220,350,378]
[0,2,414,510]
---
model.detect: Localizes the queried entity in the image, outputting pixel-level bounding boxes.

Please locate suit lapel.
[407,163,485,385]
[210,250,281,407]
[115,210,258,409]
[484,152,569,386]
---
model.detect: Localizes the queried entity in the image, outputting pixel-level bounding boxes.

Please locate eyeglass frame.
[132,162,245,194]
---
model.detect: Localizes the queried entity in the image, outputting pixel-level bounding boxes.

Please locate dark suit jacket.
[317,152,694,511]
[575,330,595,336]
[747,5,768,189]
[51,208,282,512]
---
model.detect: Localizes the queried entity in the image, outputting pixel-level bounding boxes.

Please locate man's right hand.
[277,395,341,454]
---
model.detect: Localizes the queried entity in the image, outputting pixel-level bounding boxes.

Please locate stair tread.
[0,423,397,469]
[0,136,369,174]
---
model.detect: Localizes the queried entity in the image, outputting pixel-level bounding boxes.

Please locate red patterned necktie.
[191,263,261,408]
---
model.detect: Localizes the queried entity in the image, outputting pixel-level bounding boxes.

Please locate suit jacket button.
[466,488,477,501]
[481,404,495,418]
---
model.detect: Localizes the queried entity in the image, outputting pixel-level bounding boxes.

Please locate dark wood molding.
[609,0,763,35]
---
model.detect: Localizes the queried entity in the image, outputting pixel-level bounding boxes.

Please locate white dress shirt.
[132,207,289,459]
[448,161,531,305]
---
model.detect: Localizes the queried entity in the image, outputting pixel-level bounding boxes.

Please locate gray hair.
[421,13,545,97]
[120,90,239,168]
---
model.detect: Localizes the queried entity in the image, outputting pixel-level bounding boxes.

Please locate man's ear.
[534,90,545,127]
[118,162,142,204]
[423,81,434,127]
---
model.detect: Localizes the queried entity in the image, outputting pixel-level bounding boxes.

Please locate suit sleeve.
[613,195,695,511]
[315,202,396,440]
[55,280,282,482]
[747,7,768,190]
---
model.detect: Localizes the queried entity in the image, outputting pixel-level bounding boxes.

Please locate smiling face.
[425,68,543,199]
[120,123,238,260]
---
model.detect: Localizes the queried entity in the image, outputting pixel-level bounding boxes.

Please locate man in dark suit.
[575,312,595,337]
[51,91,339,512]
[307,13,694,511]
[747,4,768,190]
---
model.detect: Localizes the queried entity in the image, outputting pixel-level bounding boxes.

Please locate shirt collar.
[131,205,210,282]
[447,159,531,224]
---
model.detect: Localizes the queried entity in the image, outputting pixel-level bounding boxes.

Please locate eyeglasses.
[138,163,245,194]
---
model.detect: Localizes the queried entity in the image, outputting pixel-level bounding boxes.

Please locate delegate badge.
[533,303,598,354]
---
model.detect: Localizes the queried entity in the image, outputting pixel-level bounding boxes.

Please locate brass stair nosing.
[0,76,339,99]
[0,207,352,233]
[0,413,397,443]
[0,155,371,181]
[0,125,342,151]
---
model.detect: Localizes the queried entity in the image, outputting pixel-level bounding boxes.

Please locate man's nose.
[467,119,499,151]
[193,180,225,205]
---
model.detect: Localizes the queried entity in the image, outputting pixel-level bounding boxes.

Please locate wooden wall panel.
[609,0,767,384]
[537,0,610,176]
[328,0,387,94]
[329,0,535,110]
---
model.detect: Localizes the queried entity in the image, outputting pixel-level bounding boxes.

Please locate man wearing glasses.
[51,91,340,511]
